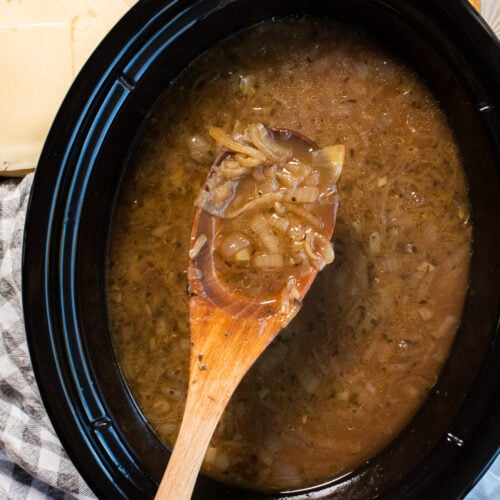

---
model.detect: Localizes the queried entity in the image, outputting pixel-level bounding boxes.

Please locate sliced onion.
[194,188,210,208]
[379,256,400,273]
[213,180,234,202]
[249,213,269,234]
[209,126,266,161]
[421,220,439,242]
[218,232,251,258]
[253,253,284,269]
[289,285,300,301]
[274,201,286,214]
[268,213,289,233]
[287,276,300,301]
[304,230,335,270]
[219,158,251,178]
[322,242,335,267]
[194,189,218,212]
[280,286,290,315]
[290,250,306,265]
[234,153,264,167]
[286,159,310,178]
[250,215,281,253]
[234,247,251,262]
[224,191,285,218]
[252,166,266,181]
[284,203,322,228]
[352,220,363,234]
[189,233,208,259]
[275,169,297,188]
[194,189,228,217]
[287,218,307,243]
[219,158,240,169]
[285,186,319,203]
[248,123,291,162]
[197,186,282,219]
[304,171,320,186]
[258,165,279,194]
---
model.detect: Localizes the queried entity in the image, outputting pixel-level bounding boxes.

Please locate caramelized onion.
[250,215,281,254]
[268,213,289,233]
[189,234,208,259]
[248,123,291,162]
[286,186,319,203]
[253,253,284,269]
[234,247,251,262]
[304,230,335,270]
[209,126,266,162]
[213,180,234,202]
[223,191,285,219]
[234,154,264,167]
[218,232,251,258]
[219,159,251,179]
[283,203,322,228]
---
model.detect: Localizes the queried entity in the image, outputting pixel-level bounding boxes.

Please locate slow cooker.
[23,0,500,498]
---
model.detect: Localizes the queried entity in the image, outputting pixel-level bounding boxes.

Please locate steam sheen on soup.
[108,18,471,491]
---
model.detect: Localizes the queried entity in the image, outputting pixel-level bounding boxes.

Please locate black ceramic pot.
[23,0,500,499]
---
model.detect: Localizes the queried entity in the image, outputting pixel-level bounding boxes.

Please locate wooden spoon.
[155,129,338,500]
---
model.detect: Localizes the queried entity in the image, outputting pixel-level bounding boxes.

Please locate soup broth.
[108,18,471,491]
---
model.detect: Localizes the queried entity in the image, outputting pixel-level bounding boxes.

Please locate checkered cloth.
[0,175,95,499]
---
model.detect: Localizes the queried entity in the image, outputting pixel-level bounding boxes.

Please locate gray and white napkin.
[0,175,95,500]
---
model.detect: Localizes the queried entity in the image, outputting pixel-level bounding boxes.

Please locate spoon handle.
[155,303,283,499]
[154,379,230,500]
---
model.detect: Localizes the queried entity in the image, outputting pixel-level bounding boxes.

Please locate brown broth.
[107,18,471,491]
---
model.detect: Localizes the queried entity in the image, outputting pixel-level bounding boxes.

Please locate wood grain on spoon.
[155,125,343,499]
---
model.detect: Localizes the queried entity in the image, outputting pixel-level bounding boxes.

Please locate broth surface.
[108,18,471,491]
